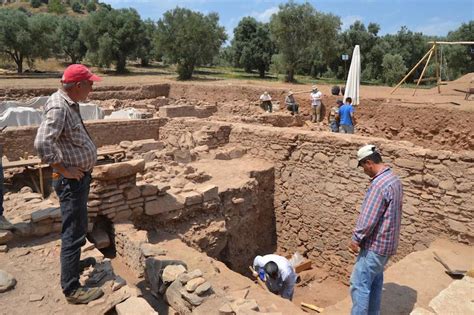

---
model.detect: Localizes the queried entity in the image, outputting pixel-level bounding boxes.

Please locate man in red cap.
[34,64,103,304]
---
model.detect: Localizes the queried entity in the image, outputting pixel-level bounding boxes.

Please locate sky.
[102,0,473,42]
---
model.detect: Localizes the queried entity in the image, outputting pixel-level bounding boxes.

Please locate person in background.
[285,91,299,115]
[34,64,103,305]
[310,85,323,123]
[328,99,343,132]
[259,91,273,113]
[0,139,14,231]
[349,144,403,315]
[252,254,298,300]
[339,97,356,134]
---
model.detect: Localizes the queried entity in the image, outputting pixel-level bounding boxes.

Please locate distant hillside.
[0,0,109,17]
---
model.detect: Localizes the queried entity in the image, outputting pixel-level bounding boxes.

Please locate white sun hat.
[357,144,377,166]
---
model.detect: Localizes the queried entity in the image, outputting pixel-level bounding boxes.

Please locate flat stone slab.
[92,159,145,180]
[116,296,157,315]
[429,276,474,314]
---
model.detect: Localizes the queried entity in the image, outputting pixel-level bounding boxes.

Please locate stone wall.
[0,118,166,160]
[158,119,473,281]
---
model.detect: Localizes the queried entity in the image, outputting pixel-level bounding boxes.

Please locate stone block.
[164,277,192,315]
[88,200,102,207]
[32,223,53,236]
[185,277,206,292]
[116,296,157,315]
[394,158,424,171]
[141,185,158,197]
[177,191,202,206]
[145,257,187,296]
[140,243,167,258]
[31,207,60,223]
[0,231,13,245]
[162,265,187,283]
[88,227,111,249]
[123,186,141,200]
[180,269,203,284]
[144,194,184,215]
[196,185,219,202]
[92,159,145,181]
[181,290,204,306]
[195,281,212,296]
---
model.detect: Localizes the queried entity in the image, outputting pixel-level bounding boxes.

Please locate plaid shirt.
[352,167,403,256]
[34,89,97,171]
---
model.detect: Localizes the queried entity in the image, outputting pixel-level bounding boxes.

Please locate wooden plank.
[3,158,42,169]
[301,302,324,313]
[428,41,474,45]
[295,260,312,273]
[97,148,125,156]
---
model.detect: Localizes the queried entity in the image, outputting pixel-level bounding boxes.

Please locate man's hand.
[249,266,258,278]
[349,241,360,254]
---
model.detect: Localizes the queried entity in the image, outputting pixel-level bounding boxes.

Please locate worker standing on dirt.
[259,91,273,113]
[0,140,14,231]
[285,91,299,115]
[252,254,298,300]
[328,99,343,132]
[34,64,103,305]
[310,85,323,123]
[339,97,356,134]
[349,144,403,315]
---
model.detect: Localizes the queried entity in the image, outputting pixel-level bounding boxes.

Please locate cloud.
[251,6,279,23]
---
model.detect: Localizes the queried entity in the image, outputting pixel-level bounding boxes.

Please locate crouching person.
[253,254,298,300]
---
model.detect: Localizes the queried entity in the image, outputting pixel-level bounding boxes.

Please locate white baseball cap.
[357,144,377,166]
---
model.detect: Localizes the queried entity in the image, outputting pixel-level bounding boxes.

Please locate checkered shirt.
[34,89,97,171]
[352,167,403,256]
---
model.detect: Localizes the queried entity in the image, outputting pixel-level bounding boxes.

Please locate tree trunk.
[258,67,265,78]
[16,55,23,74]
[285,68,295,82]
[116,57,127,73]
[177,61,194,80]
[140,58,149,67]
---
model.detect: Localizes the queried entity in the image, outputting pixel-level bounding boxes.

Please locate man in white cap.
[259,91,273,113]
[252,254,298,300]
[35,64,103,304]
[310,85,323,123]
[349,144,403,315]
[285,91,299,115]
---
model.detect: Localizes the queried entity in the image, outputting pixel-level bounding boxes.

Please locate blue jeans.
[0,164,4,216]
[350,249,389,315]
[330,121,339,132]
[53,171,91,296]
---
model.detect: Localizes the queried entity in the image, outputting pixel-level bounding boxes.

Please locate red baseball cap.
[61,64,101,83]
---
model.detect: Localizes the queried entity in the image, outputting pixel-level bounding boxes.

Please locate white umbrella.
[344,45,360,105]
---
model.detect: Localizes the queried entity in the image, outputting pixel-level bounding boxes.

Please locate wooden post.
[413,49,433,96]
[390,45,434,94]
[38,163,44,199]
[434,42,441,93]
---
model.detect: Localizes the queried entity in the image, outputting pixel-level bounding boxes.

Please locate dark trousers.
[286,103,299,115]
[0,164,3,216]
[261,100,272,112]
[53,171,91,296]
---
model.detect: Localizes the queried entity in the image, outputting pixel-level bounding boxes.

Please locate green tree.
[444,21,474,79]
[80,8,143,73]
[0,9,57,73]
[269,1,339,82]
[85,0,96,13]
[71,1,83,13]
[55,17,87,63]
[232,17,274,78]
[30,0,41,8]
[48,0,66,14]
[155,7,227,80]
[382,53,407,85]
[133,19,156,67]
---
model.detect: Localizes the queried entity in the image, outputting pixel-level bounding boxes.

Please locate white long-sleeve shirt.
[253,254,297,299]
[310,90,323,106]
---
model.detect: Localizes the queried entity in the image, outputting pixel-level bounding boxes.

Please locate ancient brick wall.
[0,118,166,160]
[158,119,473,281]
[227,124,473,280]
